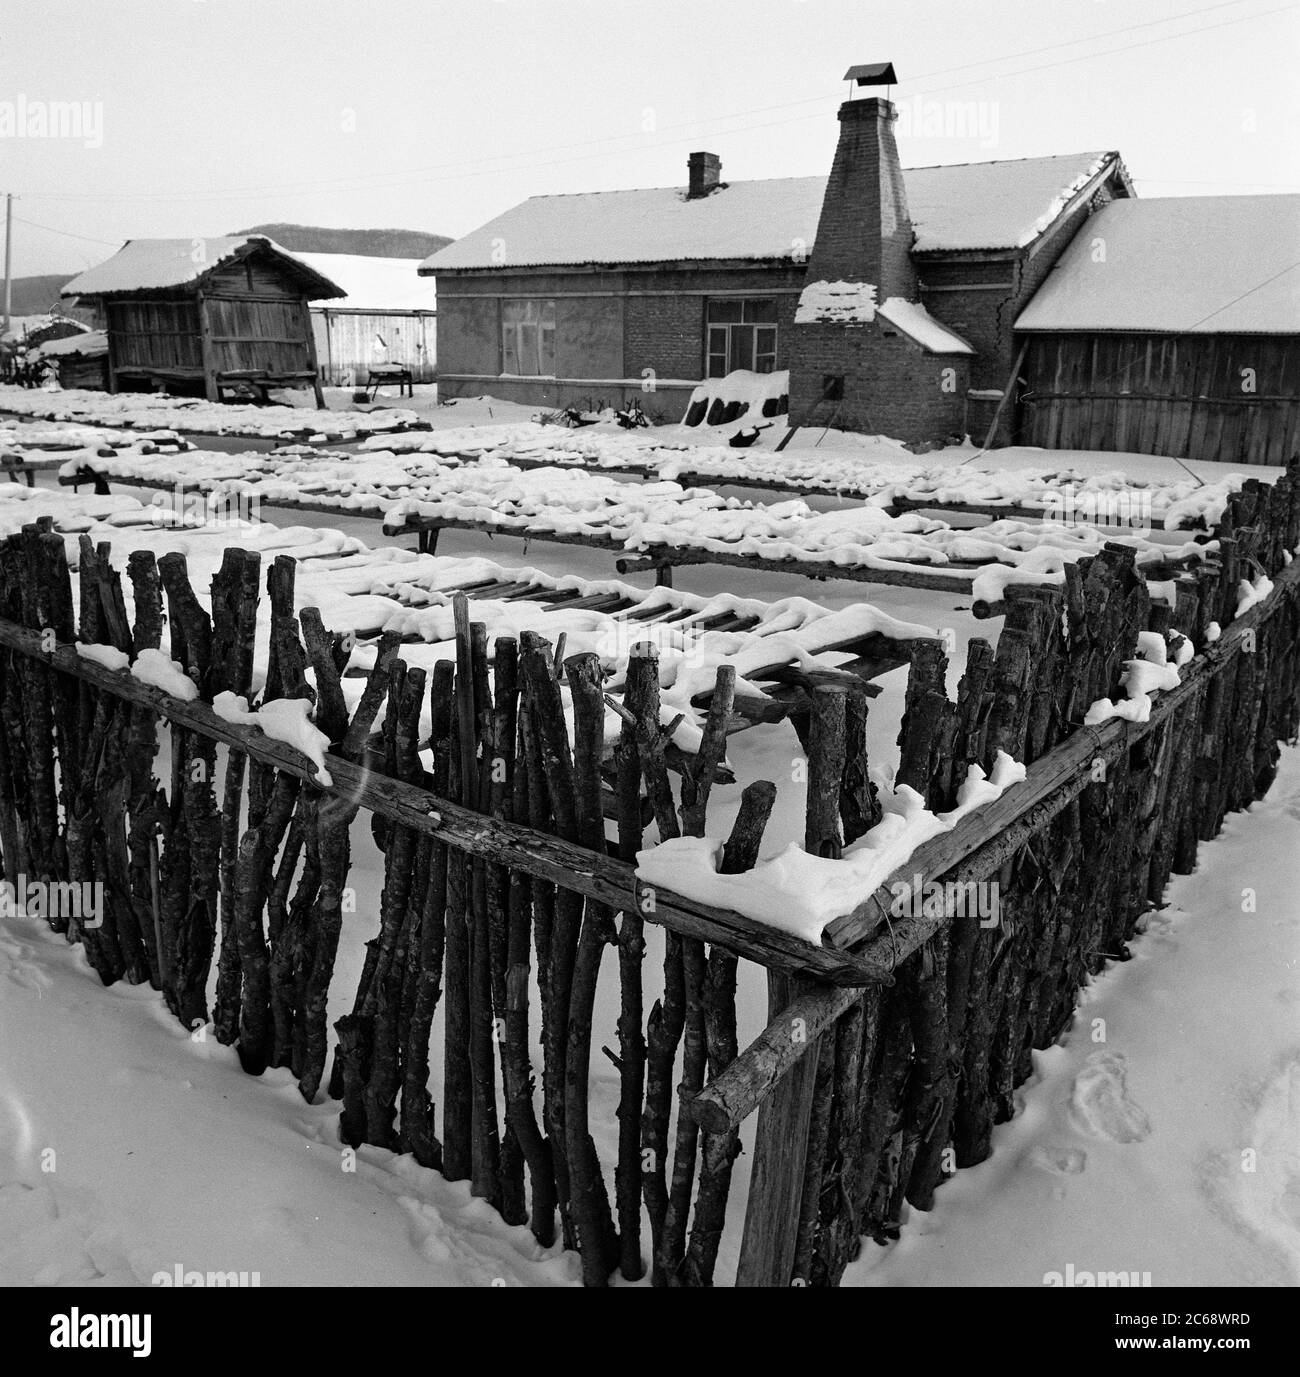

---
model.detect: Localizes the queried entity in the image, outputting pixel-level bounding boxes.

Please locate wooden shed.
[61,236,345,405]
[295,253,437,385]
[36,329,110,390]
[1014,196,1300,465]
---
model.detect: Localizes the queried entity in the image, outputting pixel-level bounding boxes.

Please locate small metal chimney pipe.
[687,151,721,199]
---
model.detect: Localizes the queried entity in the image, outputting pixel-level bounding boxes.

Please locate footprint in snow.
[1068,1051,1152,1144]
[0,934,52,993]
[1230,1053,1300,1282]
[1029,1144,1087,1176]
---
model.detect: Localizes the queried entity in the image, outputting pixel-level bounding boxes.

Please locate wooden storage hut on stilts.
[61,235,345,405]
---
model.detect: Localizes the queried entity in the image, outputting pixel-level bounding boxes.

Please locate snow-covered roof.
[424,152,1119,271]
[36,330,108,358]
[62,236,345,301]
[876,299,974,354]
[1,315,59,344]
[1016,196,1300,335]
[294,253,437,313]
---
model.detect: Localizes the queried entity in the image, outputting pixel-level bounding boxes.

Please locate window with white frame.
[706,298,778,378]
[502,299,556,376]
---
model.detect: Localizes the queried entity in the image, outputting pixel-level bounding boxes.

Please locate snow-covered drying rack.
[361,420,1247,525]
[0,382,432,443]
[59,441,1224,605]
[2,420,193,486]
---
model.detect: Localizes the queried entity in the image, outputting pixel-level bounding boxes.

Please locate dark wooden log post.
[210,548,261,1042]
[737,686,845,1288]
[612,643,654,1281]
[562,651,620,1285]
[683,778,777,1288]
[399,658,454,1171]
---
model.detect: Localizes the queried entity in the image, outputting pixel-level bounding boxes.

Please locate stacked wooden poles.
[0,526,63,899]
[335,653,430,1150]
[226,556,309,1072]
[398,658,454,1172]
[496,646,556,1245]
[211,549,262,1041]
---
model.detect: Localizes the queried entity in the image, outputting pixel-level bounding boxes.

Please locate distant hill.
[7,273,80,316]
[233,224,453,258]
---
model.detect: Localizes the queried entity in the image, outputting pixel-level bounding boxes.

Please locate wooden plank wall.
[314,310,436,384]
[1017,332,1300,465]
[204,295,316,376]
[106,298,203,373]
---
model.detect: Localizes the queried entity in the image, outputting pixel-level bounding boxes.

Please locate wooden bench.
[366,365,414,401]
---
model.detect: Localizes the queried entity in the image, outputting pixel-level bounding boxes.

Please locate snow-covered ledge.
[637,752,1026,946]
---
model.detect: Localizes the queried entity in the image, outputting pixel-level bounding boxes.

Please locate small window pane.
[743,299,778,323]
[501,299,556,376]
[707,299,743,323]
[755,326,777,373]
[730,329,755,372]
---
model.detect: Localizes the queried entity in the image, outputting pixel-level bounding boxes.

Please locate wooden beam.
[195,292,220,404]
[301,298,328,408]
[978,339,1029,453]
[734,971,821,1286]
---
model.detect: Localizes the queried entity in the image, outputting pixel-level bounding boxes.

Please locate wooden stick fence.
[0,460,1297,1285]
[694,462,1300,1285]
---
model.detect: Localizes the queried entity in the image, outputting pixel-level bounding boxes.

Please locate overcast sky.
[3,0,1298,276]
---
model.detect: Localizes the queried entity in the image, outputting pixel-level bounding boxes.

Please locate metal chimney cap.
[842,62,898,85]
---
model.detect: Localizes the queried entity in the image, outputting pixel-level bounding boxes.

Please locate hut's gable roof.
[1016,196,1300,335]
[294,253,437,312]
[423,152,1120,272]
[62,236,346,301]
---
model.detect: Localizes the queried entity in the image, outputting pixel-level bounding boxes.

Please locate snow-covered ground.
[849,747,1300,1288]
[4,731,1297,1287]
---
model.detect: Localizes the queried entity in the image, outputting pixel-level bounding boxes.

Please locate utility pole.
[3,193,12,333]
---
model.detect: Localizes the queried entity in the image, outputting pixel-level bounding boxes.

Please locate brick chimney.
[687,151,722,199]
[805,97,916,298]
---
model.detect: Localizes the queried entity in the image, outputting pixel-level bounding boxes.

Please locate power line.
[912,1,1297,98]
[16,0,1295,208]
[1133,177,1300,190]
[1185,258,1300,330]
[12,215,119,247]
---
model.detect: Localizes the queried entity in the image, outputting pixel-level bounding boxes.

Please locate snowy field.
[1,402,1297,1288]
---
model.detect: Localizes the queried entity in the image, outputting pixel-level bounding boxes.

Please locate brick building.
[423,94,1132,439]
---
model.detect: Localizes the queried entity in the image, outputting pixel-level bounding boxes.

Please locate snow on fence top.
[61,235,345,301]
[424,152,1118,270]
[1015,195,1300,335]
[0,384,425,442]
